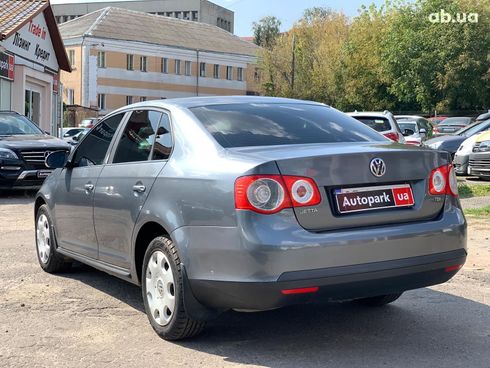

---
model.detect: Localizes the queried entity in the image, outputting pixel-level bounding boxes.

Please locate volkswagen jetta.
[34,97,467,340]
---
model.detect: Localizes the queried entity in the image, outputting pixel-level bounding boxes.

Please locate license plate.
[37,170,53,178]
[334,184,414,214]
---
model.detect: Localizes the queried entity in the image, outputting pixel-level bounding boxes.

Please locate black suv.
[0,111,70,189]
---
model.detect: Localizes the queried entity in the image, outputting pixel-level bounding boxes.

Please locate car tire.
[35,204,71,273]
[142,236,205,340]
[352,293,402,306]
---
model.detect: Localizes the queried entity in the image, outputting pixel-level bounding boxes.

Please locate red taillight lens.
[383,132,399,142]
[428,164,458,196]
[281,287,319,295]
[235,175,321,214]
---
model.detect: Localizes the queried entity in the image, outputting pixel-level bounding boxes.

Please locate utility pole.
[291,34,296,93]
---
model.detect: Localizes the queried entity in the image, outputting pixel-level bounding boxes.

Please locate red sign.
[0,52,14,80]
[52,73,59,94]
[393,186,415,206]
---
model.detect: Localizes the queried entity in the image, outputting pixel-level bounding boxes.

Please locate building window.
[183,11,190,20]
[98,94,106,110]
[192,11,198,21]
[237,67,243,81]
[161,58,168,73]
[68,49,75,66]
[213,64,220,79]
[127,54,134,70]
[185,61,192,76]
[175,11,181,18]
[166,12,172,16]
[126,96,133,105]
[97,51,106,68]
[175,59,181,75]
[140,56,147,72]
[199,62,206,77]
[140,96,147,102]
[226,66,233,80]
[66,89,74,105]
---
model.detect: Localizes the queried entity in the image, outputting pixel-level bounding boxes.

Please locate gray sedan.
[35,97,467,340]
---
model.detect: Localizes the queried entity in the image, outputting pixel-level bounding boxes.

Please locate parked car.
[433,117,473,136]
[62,127,87,140]
[347,111,405,143]
[395,116,433,145]
[469,130,490,179]
[35,97,466,340]
[425,119,490,158]
[428,116,448,125]
[79,117,98,128]
[66,129,88,146]
[0,111,70,189]
[453,134,482,175]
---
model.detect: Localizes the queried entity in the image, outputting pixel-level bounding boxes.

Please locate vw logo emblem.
[370,158,386,177]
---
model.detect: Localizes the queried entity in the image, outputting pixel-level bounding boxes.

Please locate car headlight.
[427,141,443,149]
[479,140,490,152]
[0,148,19,160]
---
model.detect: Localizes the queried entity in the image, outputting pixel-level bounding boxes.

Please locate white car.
[454,133,484,175]
[347,111,406,143]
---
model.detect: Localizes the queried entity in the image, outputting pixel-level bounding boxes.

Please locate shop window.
[213,64,220,79]
[140,96,147,102]
[126,96,133,105]
[161,58,168,73]
[200,62,206,77]
[97,51,106,68]
[98,94,106,110]
[140,56,147,72]
[237,67,244,81]
[183,11,190,20]
[185,61,192,76]
[192,11,198,21]
[68,50,75,67]
[0,79,12,110]
[127,54,134,70]
[175,60,181,75]
[226,66,233,80]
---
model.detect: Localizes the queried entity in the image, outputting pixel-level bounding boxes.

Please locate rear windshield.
[440,117,472,126]
[398,122,418,132]
[350,116,391,132]
[190,103,386,148]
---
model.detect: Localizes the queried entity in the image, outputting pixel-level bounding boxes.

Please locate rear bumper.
[189,249,466,310]
[453,154,469,175]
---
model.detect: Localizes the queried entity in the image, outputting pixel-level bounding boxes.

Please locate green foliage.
[458,182,490,198]
[255,0,490,112]
[252,16,282,49]
[464,205,490,217]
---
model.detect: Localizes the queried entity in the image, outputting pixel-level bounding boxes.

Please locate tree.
[252,16,281,49]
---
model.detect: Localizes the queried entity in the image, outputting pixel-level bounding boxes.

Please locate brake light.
[383,132,399,142]
[433,126,439,134]
[428,164,458,196]
[281,287,319,295]
[235,175,321,214]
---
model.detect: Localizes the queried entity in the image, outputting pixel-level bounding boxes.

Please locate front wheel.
[352,293,403,306]
[142,236,205,340]
[35,204,71,273]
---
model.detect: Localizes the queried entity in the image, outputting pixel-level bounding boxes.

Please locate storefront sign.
[0,52,14,80]
[0,13,58,71]
[52,73,59,94]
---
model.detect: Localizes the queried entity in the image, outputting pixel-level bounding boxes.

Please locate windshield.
[350,116,392,132]
[440,117,472,126]
[0,114,43,136]
[191,103,386,148]
[398,122,418,133]
[458,120,490,137]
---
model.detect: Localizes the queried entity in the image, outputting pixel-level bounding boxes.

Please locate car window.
[112,110,163,164]
[151,113,173,160]
[398,122,418,133]
[0,113,43,135]
[73,113,125,167]
[351,116,392,133]
[191,104,386,148]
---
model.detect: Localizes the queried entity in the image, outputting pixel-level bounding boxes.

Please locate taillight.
[428,164,458,196]
[433,126,439,134]
[383,132,399,142]
[235,175,321,214]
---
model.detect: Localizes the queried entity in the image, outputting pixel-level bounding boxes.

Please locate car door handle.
[84,183,94,192]
[132,184,146,193]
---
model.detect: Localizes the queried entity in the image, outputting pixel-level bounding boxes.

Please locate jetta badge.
[370,158,386,177]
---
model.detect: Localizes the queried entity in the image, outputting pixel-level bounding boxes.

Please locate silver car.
[35,97,467,340]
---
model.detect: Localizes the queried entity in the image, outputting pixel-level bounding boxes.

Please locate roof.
[59,7,259,57]
[0,0,71,72]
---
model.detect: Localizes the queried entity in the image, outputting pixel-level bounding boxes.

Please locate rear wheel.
[142,236,205,340]
[35,204,71,273]
[352,293,402,306]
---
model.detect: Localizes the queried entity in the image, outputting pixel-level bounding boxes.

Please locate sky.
[50,0,385,36]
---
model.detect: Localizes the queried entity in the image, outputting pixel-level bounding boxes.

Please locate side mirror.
[45,150,69,169]
[72,135,80,142]
[403,128,415,136]
[419,128,427,134]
